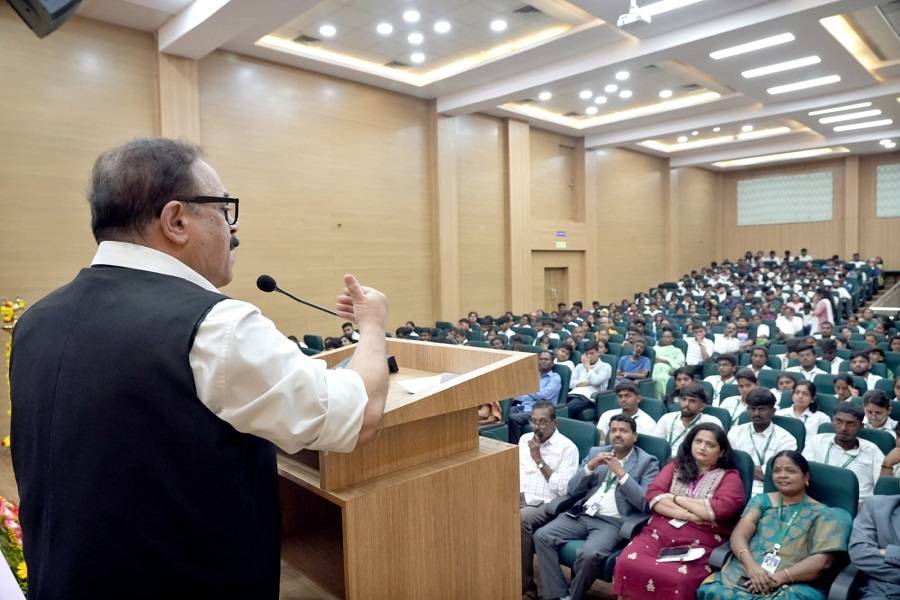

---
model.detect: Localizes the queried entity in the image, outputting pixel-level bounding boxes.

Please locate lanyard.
[825,443,859,468]
[748,426,775,465]
[668,413,701,445]
[603,471,617,493]
[771,495,805,554]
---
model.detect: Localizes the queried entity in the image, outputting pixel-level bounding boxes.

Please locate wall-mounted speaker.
[6,0,82,38]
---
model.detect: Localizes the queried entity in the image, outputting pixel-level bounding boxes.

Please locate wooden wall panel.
[455,114,508,315]
[198,51,433,338]
[592,148,667,303]
[859,153,900,269]
[719,159,846,261]
[675,167,719,276]
[530,128,577,222]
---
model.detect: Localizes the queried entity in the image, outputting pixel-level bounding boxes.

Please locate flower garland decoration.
[0,496,25,592]
[2,297,25,449]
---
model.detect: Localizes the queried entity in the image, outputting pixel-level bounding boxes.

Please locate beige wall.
[674,167,720,275]
[530,128,577,222]
[859,153,900,270]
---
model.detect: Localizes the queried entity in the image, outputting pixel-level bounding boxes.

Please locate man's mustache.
[230,236,240,250]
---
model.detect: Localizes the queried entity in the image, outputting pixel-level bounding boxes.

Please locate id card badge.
[761,553,781,575]
[668,518,688,528]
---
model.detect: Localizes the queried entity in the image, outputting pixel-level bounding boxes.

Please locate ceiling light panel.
[767,75,841,95]
[709,33,795,60]
[808,102,872,116]
[817,109,882,124]
[741,55,821,79]
[833,119,893,132]
[642,0,710,17]
[712,147,848,168]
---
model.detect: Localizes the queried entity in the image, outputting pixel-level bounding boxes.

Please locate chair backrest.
[720,383,739,401]
[758,369,783,390]
[814,393,838,417]
[859,428,896,455]
[300,347,320,357]
[763,459,859,518]
[673,339,688,355]
[435,320,454,331]
[553,417,599,463]
[552,364,572,406]
[732,449,755,510]
[518,334,535,345]
[639,397,666,421]
[884,352,900,377]
[701,380,715,402]
[593,391,619,415]
[303,334,324,351]
[875,377,896,396]
[598,354,618,381]
[637,379,656,399]
[635,433,672,466]
[874,476,900,496]
[467,329,485,341]
[701,360,719,378]
[479,424,508,443]
[817,422,834,434]
[468,340,491,348]
[607,342,623,356]
[704,405,732,431]
[839,360,888,378]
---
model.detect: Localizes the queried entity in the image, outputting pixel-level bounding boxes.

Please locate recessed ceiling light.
[538,91,552,101]
[741,55,821,79]
[434,20,451,34]
[376,22,394,36]
[410,52,425,64]
[808,102,872,116]
[408,32,424,45]
[658,89,673,99]
[639,126,793,153]
[619,89,633,99]
[604,84,618,93]
[712,127,721,132]
[403,10,421,23]
[741,125,753,132]
[712,146,848,168]
[833,118,893,132]
[691,130,699,136]
[768,75,841,95]
[709,33,795,60]
[884,142,897,149]
[594,95,608,104]
[490,19,507,32]
[319,24,336,38]
[677,135,688,143]
[643,0,709,17]
[818,109,882,124]
[615,70,630,81]
[880,139,894,146]
[586,106,599,115]
[579,89,593,99]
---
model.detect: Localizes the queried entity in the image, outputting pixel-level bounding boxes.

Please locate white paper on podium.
[398,373,458,395]
[0,558,24,600]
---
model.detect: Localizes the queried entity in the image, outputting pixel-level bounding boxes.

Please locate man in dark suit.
[533,414,660,600]
[849,493,900,599]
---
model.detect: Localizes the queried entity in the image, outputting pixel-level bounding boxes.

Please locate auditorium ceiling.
[77,0,900,169]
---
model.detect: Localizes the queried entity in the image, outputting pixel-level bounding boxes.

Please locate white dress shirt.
[569,361,612,398]
[685,338,714,366]
[713,335,741,355]
[92,242,368,453]
[596,408,657,439]
[653,412,723,456]
[582,448,635,518]
[704,374,737,405]
[786,365,827,382]
[718,395,747,421]
[803,433,885,498]
[775,406,831,447]
[864,416,898,432]
[728,422,797,495]
[518,429,579,503]
[860,372,883,389]
[775,315,804,336]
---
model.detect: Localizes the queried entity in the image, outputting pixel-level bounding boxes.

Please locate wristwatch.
[536,461,546,470]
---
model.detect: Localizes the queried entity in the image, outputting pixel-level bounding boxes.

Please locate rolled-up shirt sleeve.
[190,299,368,453]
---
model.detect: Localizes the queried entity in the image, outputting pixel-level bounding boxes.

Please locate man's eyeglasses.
[182,196,239,226]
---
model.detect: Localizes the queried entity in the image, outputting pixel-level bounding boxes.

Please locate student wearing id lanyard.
[776,380,831,448]
[698,451,852,599]
[654,383,723,456]
[727,389,797,495]
[803,404,885,501]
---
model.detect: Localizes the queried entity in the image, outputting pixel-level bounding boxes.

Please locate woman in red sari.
[613,423,745,599]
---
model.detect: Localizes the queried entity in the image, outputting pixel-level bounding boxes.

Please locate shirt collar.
[91,241,219,293]
[541,428,561,446]
[749,422,774,436]
[829,435,860,455]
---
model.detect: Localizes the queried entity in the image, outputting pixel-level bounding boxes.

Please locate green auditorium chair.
[703,405,732,432]
[303,334,324,351]
[638,397,666,421]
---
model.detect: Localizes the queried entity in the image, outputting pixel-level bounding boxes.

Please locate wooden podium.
[277,339,537,599]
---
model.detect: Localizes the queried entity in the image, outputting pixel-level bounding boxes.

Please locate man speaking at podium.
[9,138,390,599]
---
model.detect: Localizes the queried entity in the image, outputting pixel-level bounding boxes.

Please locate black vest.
[10,266,280,599]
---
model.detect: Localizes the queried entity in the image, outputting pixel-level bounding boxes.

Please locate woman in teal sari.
[697,450,852,600]
[652,328,685,400]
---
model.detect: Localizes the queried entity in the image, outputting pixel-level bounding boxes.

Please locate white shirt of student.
[92,242,368,454]
[569,361,613,398]
[596,408,657,439]
[803,433,885,498]
[859,372,883,389]
[775,315,804,336]
[500,328,516,339]
[718,395,747,421]
[728,422,797,495]
[826,357,843,375]
[554,359,576,374]
[685,338,714,366]
[704,374,737,405]
[713,335,742,355]
[654,412,723,456]
[785,365,827,382]
[582,448,635,518]
[775,406,831,448]
[536,331,560,341]
[519,429,579,503]
[864,416,898,432]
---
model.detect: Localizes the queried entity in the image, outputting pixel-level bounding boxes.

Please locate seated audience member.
[519,401,579,598]
[597,381,657,444]
[814,320,835,340]
[567,343,613,421]
[747,346,772,378]
[869,348,893,378]
[848,490,900,599]
[850,349,883,390]
[863,390,897,432]
[786,344,826,382]
[880,421,900,477]
[713,322,743,355]
[534,415,660,600]
[616,337,651,382]
[654,383,723,456]
[537,320,561,342]
[403,321,419,337]
[457,318,471,334]
[776,373,797,394]
[394,326,413,339]
[776,380,831,448]
[719,369,758,421]
[705,353,738,405]
[509,351,562,443]
[891,336,900,354]
[554,346,575,374]
[323,336,343,350]
[341,321,360,342]
[612,423,745,599]
[477,402,501,425]
[727,389,797,494]
[698,451,851,600]
[496,317,516,340]
[892,376,900,401]
[864,332,879,348]
[418,328,434,342]
[665,367,695,411]
[685,325,714,376]
[489,336,506,350]
[538,335,553,352]
[803,404,884,501]
[775,305,804,339]
[820,339,842,374]
[651,329,685,400]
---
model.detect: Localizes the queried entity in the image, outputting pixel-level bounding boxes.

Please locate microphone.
[256,274,340,318]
